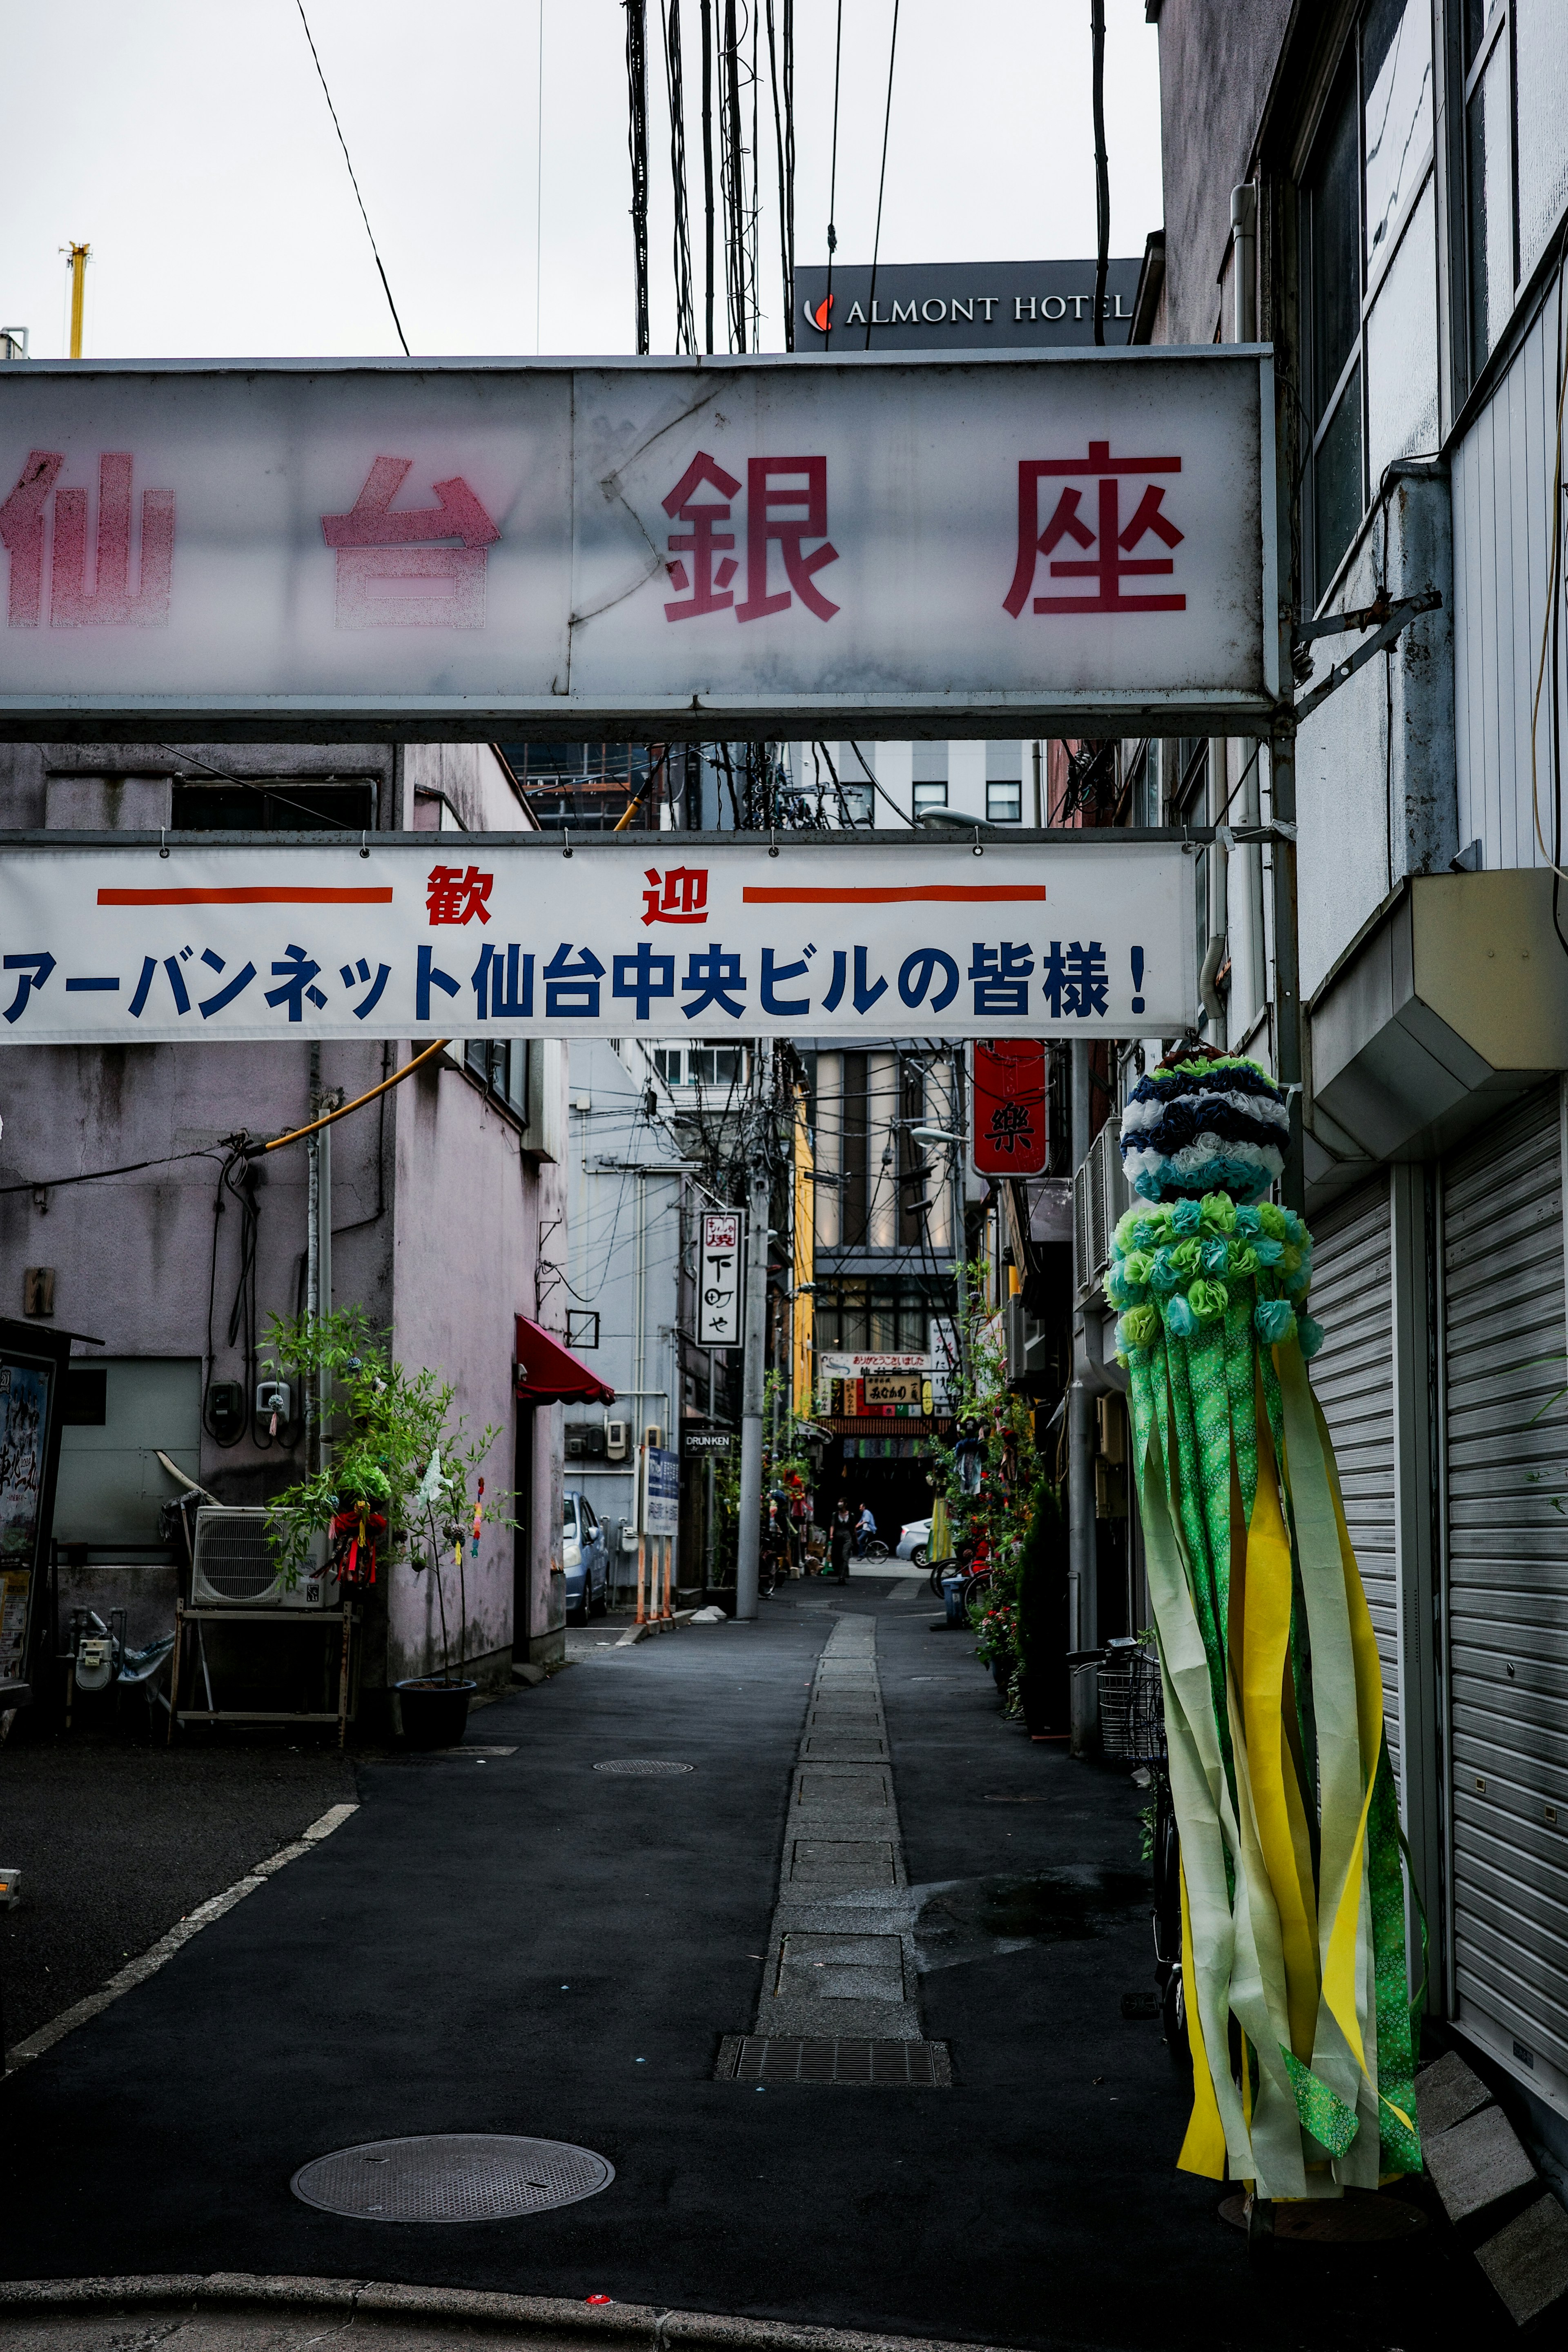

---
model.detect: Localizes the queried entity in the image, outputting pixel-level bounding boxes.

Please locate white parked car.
[896,1516,933,1565]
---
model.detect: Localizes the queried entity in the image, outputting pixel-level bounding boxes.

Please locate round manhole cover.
[290,2133,614,2223]
[592,1759,694,1776]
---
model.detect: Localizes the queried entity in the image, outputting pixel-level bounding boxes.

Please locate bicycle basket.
[1127,1645,1167,1763]
[1096,1645,1136,1758]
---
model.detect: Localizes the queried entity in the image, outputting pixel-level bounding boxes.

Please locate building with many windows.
[1114,0,1568,2169]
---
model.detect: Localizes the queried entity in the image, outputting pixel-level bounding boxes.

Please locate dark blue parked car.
[563,1488,610,1621]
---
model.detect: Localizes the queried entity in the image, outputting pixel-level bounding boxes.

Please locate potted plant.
[261,1308,505,1748]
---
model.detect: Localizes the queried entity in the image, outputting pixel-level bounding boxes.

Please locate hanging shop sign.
[970,1039,1048,1176]
[862,1370,935,1412]
[0,833,1196,1044]
[683,1428,734,1457]
[0,351,1276,740]
[696,1210,744,1345]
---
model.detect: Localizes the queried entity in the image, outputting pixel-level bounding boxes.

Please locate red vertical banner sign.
[971,1040,1048,1176]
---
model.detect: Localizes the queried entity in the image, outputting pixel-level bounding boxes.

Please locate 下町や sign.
[697,1211,744,1346]
[0,351,1275,740]
[0,833,1197,1043]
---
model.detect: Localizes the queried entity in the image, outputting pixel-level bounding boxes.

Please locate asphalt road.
[0,1725,356,2048]
[0,1587,1491,2350]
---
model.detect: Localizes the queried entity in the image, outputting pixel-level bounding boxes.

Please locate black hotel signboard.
[793,257,1143,351]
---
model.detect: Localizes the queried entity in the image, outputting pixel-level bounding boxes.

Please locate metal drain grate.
[290,2133,614,2222]
[716,2036,952,2086]
[592,1759,694,1776]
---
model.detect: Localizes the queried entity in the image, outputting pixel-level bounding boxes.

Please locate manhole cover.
[592,1759,694,1775]
[291,2133,613,2222]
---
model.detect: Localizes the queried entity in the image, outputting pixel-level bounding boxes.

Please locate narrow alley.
[0,1588,1480,2352]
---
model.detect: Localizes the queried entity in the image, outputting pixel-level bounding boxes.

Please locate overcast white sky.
[0,0,1162,361]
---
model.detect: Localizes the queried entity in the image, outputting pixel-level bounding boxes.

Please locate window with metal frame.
[1300,0,1437,604]
[170,777,378,832]
[464,1037,530,1123]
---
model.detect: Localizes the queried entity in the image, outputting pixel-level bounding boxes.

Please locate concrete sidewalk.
[0,1587,1488,2350]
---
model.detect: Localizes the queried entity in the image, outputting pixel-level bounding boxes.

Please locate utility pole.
[306,1045,333,1475]
[735,1040,772,1620]
[63,243,89,358]
[1068,1040,1096,1753]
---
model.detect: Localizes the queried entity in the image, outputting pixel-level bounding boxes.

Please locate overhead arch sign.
[0,350,1276,742]
[0,833,1196,1042]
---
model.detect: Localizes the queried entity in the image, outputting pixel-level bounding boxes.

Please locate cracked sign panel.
[0,839,1196,1042]
[0,353,1273,738]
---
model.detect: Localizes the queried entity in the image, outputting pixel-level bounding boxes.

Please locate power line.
[626,0,651,354]
[663,0,698,354]
[1091,0,1109,347]
[863,0,902,352]
[292,0,410,357]
[824,0,843,345]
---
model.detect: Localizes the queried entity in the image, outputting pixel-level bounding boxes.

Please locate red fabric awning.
[513,1315,616,1406]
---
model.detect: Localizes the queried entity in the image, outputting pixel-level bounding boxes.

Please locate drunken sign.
[0,350,1276,739]
[0,834,1196,1042]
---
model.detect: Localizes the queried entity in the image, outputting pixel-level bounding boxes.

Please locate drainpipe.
[1231,183,1257,343]
[1069,1041,1097,1755]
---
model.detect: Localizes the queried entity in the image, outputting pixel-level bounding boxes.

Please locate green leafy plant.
[261,1307,506,1680]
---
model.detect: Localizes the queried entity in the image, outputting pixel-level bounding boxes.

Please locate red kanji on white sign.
[322,457,500,630]
[1004,441,1185,618]
[0,450,173,628]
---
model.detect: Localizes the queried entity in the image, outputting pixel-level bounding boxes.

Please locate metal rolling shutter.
[1443,1085,1568,2097]
[1310,1179,1400,1788]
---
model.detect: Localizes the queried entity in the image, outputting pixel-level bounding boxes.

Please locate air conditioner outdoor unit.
[189,1507,333,1610]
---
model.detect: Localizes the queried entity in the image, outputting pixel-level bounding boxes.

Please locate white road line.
[2,1801,360,2077]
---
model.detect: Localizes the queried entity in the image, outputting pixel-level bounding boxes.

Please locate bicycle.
[1076,1639,1185,2055]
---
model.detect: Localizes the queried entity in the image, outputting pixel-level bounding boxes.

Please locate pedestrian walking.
[829,1499,853,1584]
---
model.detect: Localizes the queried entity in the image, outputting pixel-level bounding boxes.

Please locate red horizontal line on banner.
[741,884,1047,905]
[97,886,394,907]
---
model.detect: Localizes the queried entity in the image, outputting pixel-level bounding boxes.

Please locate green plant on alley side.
[261,1307,506,1598]
[925,1260,1060,1710]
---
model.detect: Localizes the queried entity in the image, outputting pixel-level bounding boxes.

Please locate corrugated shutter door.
[1443,1085,1568,2097]
[1310,1178,1399,1787]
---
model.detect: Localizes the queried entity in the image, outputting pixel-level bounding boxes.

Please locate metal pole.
[317,1113,332,1470]
[1069,1040,1097,1755]
[736,1042,771,1619]
[1270,728,1304,1214]
[306,1129,319,1467]
[951,1051,970,1391]
[705,1345,717,1595]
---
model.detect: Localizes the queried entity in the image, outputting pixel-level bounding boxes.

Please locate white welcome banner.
[0,836,1195,1043]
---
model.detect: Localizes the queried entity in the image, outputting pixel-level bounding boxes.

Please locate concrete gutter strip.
[1,1803,359,2077]
[0,2279,999,2352]
[615,1612,698,1646]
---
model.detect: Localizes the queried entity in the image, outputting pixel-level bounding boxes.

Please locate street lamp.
[916,809,993,854]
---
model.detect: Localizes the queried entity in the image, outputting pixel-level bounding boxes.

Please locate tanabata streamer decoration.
[1107,1048,1421,2199]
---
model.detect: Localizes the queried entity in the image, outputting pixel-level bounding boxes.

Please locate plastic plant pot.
[394,1677,477,1749]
